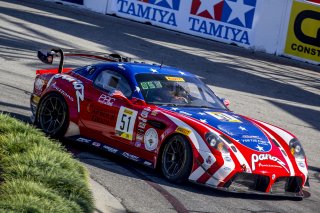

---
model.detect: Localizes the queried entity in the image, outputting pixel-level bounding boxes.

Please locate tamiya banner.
[110,0,258,47]
[284,0,320,62]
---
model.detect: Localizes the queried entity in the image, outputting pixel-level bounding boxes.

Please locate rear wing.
[37,47,132,74]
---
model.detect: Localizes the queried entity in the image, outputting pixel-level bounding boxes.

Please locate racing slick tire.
[37,93,68,138]
[161,135,193,183]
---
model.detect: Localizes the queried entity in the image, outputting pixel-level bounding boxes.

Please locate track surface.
[0,0,319,212]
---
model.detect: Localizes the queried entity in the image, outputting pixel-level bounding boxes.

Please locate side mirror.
[37,50,54,64]
[221,98,230,107]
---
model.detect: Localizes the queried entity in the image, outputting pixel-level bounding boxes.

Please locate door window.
[94,70,132,98]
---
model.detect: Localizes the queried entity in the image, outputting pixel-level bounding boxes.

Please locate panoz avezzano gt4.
[31,48,309,198]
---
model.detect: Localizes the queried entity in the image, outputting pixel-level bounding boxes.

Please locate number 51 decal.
[115,107,138,141]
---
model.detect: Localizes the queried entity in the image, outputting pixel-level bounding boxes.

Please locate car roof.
[95,62,195,78]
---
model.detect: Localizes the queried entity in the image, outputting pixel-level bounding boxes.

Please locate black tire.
[161,135,193,183]
[37,93,68,138]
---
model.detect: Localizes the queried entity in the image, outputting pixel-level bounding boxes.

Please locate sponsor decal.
[189,0,257,45]
[31,95,40,104]
[165,76,185,82]
[251,154,287,172]
[135,141,142,147]
[144,161,153,166]
[284,0,320,62]
[76,137,91,143]
[116,0,179,26]
[122,152,140,161]
[206,112,241,122]
[91,106,116,125]
[151,110,158,116]
[115,107,138,140]
[223,156,232,162]
[136,132,144,141]
[51,74,84,112]
[102,145,118,154]
[98,94,115,106]
[239,135,271,152]
[175,126,191,136]
[140,81,162,90]
[92,142,101,147]
[52,83,74,102]
[144,128,159,151]
[206,155,214,165]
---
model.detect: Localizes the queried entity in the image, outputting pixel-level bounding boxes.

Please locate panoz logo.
[116,0,179,26]
[188,0,257,45]
[138,0,180,11]
[285,0,320,62]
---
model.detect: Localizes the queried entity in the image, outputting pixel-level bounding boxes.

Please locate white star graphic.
[226,0,255,27]
[150,68,158,73]
[135,86,141,93]
[239,126,246,131]
[171,107,178,111]
[179,71,185,75]
[118,63,124,66]
[197,0,222,19]
[154,0,174,9]
[198,112,206,116]
[256,145,264,151]
[200,119,207,123]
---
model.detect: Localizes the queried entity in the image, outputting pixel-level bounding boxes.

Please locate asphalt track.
[0,0,320,212]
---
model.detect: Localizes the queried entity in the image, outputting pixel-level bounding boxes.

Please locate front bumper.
[222,172,305,197]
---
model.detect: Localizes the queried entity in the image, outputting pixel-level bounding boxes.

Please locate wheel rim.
[39,96,65,134]
[163,137,186,177]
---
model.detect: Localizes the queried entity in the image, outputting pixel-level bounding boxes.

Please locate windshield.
[135,74,226,110]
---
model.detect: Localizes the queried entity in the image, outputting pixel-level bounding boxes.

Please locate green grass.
[0,114,94,213]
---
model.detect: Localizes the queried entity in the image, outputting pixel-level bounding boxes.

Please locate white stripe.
[206,157,235,186]
[189,166,206,181]
[253,119,294,144]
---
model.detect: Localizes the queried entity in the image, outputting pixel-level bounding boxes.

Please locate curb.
[89,178,127,213]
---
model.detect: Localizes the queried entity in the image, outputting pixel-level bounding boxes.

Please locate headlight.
[289,138,305,159]
[205,132,229,154]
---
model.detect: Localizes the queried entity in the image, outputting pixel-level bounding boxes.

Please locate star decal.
[198,112,206,116]
[256,145,264,152]
[179,71,185,75]
[171,107,178,111]
[226,0,255,27]
[239,126,246,131]
[150,68,158,73]
[135,86,141,93]
[200,119,207,123]
[154,0,174,9]
[197,0,222,19]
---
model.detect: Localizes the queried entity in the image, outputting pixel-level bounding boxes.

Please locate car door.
[80,69,138,146]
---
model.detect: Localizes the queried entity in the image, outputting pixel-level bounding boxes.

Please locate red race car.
[31,48,309,198]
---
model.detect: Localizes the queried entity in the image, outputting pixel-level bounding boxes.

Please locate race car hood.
[160,107,296,175]
[161,107,272,153]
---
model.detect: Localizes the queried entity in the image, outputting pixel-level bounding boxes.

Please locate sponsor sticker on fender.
[144,128,159,151]
[284,0,320,62]
[175,126,191,136]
